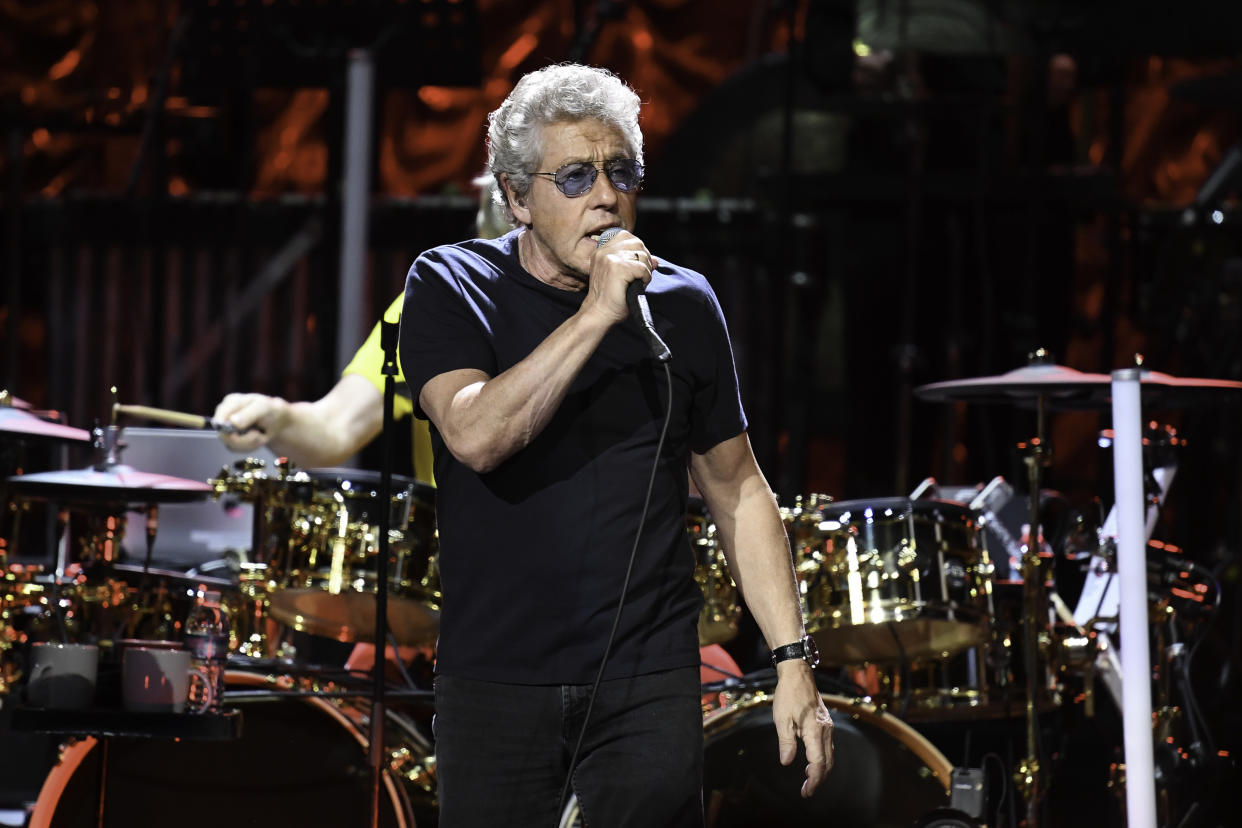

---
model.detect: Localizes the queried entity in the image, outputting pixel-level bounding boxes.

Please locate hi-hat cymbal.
[7,465,213,504]
[915,363,1242,407]
[0,407,92,444]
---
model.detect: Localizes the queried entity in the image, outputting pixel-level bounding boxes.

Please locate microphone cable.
[557,359,674,821]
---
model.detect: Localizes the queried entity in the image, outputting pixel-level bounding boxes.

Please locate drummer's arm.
[213,374,383,467]
[690,432,835,796]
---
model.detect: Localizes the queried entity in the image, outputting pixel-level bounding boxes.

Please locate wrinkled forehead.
[534,118,633,169]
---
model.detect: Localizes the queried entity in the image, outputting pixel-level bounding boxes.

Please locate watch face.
[802,635,820,667]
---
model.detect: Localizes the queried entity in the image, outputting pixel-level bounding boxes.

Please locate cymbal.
[915,363,1111,404]
[915,363,1242,407]
[7,465,213,504]
[268,589,440,647]
[0,407,92,444]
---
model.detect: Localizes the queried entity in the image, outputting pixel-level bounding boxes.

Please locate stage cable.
[557,359,674,821]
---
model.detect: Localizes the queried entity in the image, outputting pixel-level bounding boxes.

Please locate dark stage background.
[3,1,1242,826]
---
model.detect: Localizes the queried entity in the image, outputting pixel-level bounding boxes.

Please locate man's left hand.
[772,660,835,798]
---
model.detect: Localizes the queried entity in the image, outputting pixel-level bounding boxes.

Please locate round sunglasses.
[532,158,644,197]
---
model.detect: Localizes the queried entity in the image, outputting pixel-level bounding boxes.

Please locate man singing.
[401,63,833,827]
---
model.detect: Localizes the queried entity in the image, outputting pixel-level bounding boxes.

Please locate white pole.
[1111,368,1157,828]
[336,49,374,375]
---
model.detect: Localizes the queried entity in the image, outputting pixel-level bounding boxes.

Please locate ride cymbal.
[915,363,1242,408]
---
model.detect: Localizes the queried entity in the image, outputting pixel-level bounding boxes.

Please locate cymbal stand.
[81,423,127,570]
[368,317,399,828]
[1014,389,1050,827]
[140,503,159,582]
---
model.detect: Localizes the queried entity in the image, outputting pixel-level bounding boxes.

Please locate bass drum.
[30,671,417,828]
[702,693,950,827]
[561,693,951,828]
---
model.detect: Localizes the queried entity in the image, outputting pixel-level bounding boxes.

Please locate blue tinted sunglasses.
[532,158,644,197]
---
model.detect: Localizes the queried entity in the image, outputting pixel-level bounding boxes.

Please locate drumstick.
[113,403,258,435]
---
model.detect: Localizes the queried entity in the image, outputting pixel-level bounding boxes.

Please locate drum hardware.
[913,348,1074,826]
[839,591,1071,724]
[1073,422,1185,635]
[915,354,1242,828]
[0,390,30,410]
[914,358,1242,408]
[4,423,221,661]
[786,495,994,667]
[6,423,215,576]
[1015,382,1052,825]
[0,392,91,445]
[388,746,438,814]
[1,567,53,696]
[559,682,955,828]
[701,691,953,827]
[687,501,741,645]
[209,458,441,649]
[228,562,292,659]
[26,669,425,828]
[5,452,215,507]
[270,467,438,647]
[43,563,238,649]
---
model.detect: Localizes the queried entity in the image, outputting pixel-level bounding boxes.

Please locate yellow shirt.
[341,294,434,484]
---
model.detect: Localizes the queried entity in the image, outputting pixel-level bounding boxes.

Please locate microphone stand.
[369,318,399,828]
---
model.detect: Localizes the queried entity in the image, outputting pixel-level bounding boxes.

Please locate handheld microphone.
[597,228,672,362]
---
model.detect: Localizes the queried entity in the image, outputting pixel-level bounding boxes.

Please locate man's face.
[507,118,638,288]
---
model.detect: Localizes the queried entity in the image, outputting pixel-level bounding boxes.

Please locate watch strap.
[771,640,808,666]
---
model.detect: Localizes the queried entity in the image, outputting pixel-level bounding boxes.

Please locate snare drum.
[790,497,994,665]
[29,670,421,828]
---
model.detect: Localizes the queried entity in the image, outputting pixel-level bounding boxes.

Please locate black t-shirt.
[400,230,747,684]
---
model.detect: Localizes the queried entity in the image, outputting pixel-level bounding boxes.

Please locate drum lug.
[390,747,437,798]
[55,737,85,764]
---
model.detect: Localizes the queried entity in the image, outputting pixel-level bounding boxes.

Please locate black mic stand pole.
[369,317,399,828]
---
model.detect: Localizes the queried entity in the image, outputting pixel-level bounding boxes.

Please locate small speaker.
[950,766,987,819]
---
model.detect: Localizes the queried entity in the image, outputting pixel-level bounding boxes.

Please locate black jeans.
[433,667,704,828]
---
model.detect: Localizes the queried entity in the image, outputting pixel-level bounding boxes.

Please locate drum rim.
[28,669,412,828]
[813,496,979,521]
[702,691,953,791]
[814,602,992,627]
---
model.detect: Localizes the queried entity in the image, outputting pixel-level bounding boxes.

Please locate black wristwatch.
[771,634,820,669]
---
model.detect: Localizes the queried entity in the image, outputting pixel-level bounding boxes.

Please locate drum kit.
[729,352,1238,827]
[1,351,1238,827]
[0,394,446,827]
